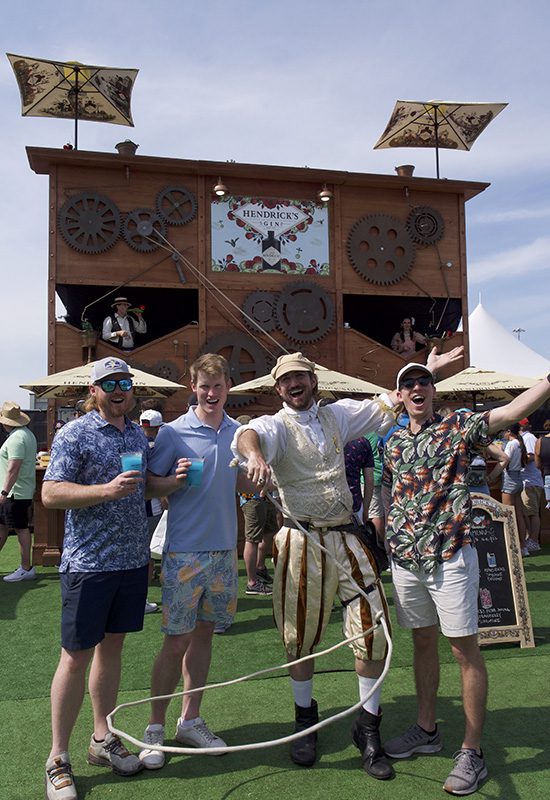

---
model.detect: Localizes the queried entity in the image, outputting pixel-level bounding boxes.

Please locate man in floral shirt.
[382,361,550,796]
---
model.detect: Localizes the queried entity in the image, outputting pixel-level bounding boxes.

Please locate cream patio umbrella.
[7,53,138,149]
[435,367,537,405]
[373,100,507,178]
[21,363,185,400]
[230,363,387,397]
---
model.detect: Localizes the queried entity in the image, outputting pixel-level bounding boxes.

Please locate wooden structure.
[27,146,490,563]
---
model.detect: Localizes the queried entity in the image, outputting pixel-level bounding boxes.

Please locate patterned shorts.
[272,527,390,661]
[160,550,238,635]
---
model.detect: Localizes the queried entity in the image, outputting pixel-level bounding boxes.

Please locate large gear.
[275,281,335,343]
[156,186,198,226]
[58,192,121,254]
[201,331,269,408]
[152,359,180,382]
[122,208,167,253]
[242,291,279,333]
[406,206,445,246]
[347,213,415,285]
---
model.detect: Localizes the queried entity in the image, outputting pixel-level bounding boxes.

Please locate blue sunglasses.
[96,378,133,393]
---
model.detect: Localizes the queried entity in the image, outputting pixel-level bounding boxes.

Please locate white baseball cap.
[396,362,433,389]
[139,409,163,427]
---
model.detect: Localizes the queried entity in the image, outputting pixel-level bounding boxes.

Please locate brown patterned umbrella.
[374,100,507,178]
[7,53,138,149]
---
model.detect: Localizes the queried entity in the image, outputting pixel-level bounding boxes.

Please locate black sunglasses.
[96,378,133,393]
[399,375,433,390]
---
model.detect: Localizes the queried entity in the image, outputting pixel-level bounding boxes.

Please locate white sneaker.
[139,724,165,769]
[175,717,226,755]
[144,600,158,614]
[4,566,36,582]
[45,752,77,799]
[526,538,541,552]
[521,547,530,557]
[87,732,143,775]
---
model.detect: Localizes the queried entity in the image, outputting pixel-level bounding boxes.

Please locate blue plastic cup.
[120,452,143,473]
[187,458,204,487]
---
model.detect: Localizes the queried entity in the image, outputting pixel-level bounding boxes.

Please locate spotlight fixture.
[317,185,333,203]
[213,177,228,197]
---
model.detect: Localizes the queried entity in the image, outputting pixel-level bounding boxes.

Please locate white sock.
[178,717,200,728]
[291,678,313,708]
[358,676,381,715]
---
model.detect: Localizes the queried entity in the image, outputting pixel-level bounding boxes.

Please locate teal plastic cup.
[187,458,204,487]
[120,452,143,472]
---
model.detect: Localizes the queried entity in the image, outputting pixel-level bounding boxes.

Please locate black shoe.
[256,567,273,584]
[290,700,318,767]
[352,708,395,780]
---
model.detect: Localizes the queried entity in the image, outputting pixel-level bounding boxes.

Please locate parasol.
[435,366,537,405]
[21,363,185,400]
[230,363,387,397]
[6,53,138,150]
[374,100,507,178]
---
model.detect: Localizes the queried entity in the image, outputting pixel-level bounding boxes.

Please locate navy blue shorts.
[60,565,148,651]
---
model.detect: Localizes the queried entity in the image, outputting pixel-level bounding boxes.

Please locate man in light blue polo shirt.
[140,353,248,769]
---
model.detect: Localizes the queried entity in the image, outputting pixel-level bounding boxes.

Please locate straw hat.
[0,401,30,427]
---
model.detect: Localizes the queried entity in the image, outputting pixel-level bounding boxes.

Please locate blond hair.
[190,353,230,383]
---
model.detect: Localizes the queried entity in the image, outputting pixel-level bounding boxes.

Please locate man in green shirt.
[0,401,38,582]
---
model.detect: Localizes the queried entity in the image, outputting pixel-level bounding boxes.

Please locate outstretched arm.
[488,377,550,434]
[426,345,464,378]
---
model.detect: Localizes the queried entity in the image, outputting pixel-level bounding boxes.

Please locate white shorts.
[391,544,479,638]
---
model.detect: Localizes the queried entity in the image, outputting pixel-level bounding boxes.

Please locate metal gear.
[152,359,180,382]
[156,186,198,226]
[58,192,121,253]
[122,208,167,253]
[406,206,445,246]
[201,332,270,408]
[242,291,279,333]
[275,281,335,343]
[347,213,415,285]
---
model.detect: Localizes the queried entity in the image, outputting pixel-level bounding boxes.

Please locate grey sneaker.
[139,724,165,770]
[443,748,488,795]
[245,580,272,595]
[384,723,442,759]
[175,717,226,755]
[87,732,143,775]
[45,753,77,799]
[256,566,273,584]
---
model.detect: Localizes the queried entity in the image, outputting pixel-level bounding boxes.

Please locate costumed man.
[102,297,146,351]
[231,348,462,779]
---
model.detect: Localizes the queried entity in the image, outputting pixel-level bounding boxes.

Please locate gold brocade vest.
[274,407,353,523]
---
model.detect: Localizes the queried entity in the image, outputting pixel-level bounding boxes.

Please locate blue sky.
[2,0,549,404]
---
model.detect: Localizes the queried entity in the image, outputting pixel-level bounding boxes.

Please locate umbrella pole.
[434,105,440,179]
[74,67,79,151]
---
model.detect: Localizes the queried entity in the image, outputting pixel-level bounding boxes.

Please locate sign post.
[472,493,534,648]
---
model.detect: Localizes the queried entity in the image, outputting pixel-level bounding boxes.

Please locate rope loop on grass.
[108,488,393,754]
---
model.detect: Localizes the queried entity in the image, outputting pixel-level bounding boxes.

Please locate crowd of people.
[1,349,549,800]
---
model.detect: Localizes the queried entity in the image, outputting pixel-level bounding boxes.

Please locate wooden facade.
[27,147,491,564]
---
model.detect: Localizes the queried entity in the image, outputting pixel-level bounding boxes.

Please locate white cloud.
[470,207,550,225]
[469,236,550,282]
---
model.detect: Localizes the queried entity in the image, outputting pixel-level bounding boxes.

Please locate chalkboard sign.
[471,494,534,648]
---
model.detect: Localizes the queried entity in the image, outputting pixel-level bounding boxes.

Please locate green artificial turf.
[1,537,549,800]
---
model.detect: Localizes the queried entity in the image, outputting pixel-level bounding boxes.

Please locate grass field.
[1,537,548,800]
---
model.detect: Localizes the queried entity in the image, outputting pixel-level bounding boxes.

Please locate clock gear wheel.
[346,213,415,285]
[156,186,198,226]
[58,192,121,254]
[406,206,445,246]
[275,281,335,343]
[242,291,279,333]
[152,359,180,382]
[122,208,167,252]
[201,331,270,408]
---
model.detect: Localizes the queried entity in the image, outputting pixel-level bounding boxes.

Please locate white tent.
[467,302,550,378]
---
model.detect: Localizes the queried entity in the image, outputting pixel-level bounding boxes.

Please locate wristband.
[1,490,8,497]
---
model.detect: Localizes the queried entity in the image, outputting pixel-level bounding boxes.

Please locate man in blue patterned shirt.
[41,357,186,800]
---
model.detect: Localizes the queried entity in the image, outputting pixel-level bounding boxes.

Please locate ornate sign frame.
[472,493,534,648]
